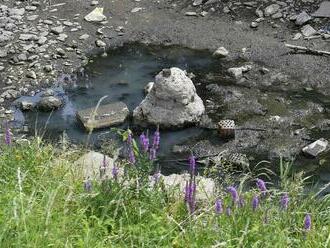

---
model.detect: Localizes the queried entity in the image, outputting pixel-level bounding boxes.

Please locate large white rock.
[133,67,205,128]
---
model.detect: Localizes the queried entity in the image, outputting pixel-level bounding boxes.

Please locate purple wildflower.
[84,178,92,192]
[5,121,11,145]
[304,214,312,231]
[127,131,136,164]
[252,195,259,211]
[112,165,119,180]
[149,148,156,161]
[215,199,223,214]
[189,154,196,175]
[226,207,231,216]
[152,128,160,150]
[99,155,107,178]
[139,132,149,152]
[256,178,267,196]
[280,193,289,210]
[184,180,196,214]
[227,186,239,203]
[153,171,161,184]
[239,196,245,208]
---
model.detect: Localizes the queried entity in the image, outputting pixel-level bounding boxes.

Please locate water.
[12,44,330,181]
[14,44,222,171]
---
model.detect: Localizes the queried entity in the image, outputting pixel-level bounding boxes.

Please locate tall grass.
[0,138,329,247]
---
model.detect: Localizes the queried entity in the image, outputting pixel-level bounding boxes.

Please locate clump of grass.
[0,129,329,247]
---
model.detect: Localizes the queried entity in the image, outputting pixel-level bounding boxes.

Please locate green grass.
[0,139,329,247]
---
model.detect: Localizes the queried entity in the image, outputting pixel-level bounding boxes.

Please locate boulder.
[160,173,215,200]
[133,67,205,128]
[75,151,121,180]
[77,102,129,131]
[84,7,106,22]
[37,96,63,111]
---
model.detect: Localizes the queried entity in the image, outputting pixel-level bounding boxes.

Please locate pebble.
[295,11,312,26]
[301,24,317,37]
[79,34,90,40]
[185,11,198,16]
[25,6,37,11]
[57,33,68,41]
[250,21,258,28]
[26,70,37,79]
[51,26,64,35]
[95,40,106,47]
[91,1,99,6]
[212,47,229,58]
[37,36,47,45]
[27,15,39,21]
[264,4,280,17]
[131,7,143,13]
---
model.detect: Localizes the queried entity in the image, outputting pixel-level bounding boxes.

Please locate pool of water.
[14,44,223,167]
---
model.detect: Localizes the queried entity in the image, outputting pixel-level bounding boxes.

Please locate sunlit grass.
[0,138,329,247]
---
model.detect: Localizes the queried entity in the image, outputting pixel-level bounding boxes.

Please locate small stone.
[57,33,68,41]
[51,26,64,35]
[84,7,106,22]
[91,1,99,6]
[95,39,106,47]
[271,12,282,19]
[302,138,328,157]
[301,24,317,37]
[26,70,37,79]
[44,65,52,72]
[256,9,263,18]
[292,33,302,40]
[56,48,66,56]
[27,15,39,21]
[63,21,73,26]
[264,4,280,17]
[79,33,90,40]
[19,34,38,41]
[228,67,243,79]
[295,11,312,26]
[0,50,7,58]
[37,96,63,111]
[25,6,37,11]
[250,21,258,28]
[185,11,197,16]
[223,6,230,13]
[37,36,47,45]
[131,7,143,13]
[193,0,203,6]
[212,47,229,58]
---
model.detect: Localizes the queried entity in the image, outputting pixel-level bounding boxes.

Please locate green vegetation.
[0,138,329,247]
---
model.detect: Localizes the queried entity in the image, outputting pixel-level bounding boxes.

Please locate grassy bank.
[0,137,329,247]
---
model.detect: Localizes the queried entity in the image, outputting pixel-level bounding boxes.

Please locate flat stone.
[27,15,39,21]
[185,11,198,16]
[79,33,89,40]
[19,33,38,41]
[57,33,68,41]
[84,7,106,22]
[131,7,143,13]
[77,102,129,131]
[302,138,328,157]
[51,26,64,35]
[25,6,37,11]
[8,8,25,16]
[193,0,203,6]
[301,24,317,37]
[37,36,47,45]
[295,11,312,26]
[312,1,330,18]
